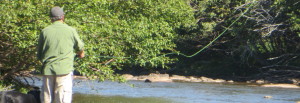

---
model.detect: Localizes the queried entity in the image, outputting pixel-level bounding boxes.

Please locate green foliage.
[275,0,300,36]
[1,0,299,90]
[0,0,195,89]
[174,0,300,77]
[62,0,195,79]
[0,83,12,91]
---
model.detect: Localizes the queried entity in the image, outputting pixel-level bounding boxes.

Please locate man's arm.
[72,28,84,58]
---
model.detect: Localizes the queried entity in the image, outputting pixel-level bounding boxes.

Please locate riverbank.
[119,73,300,88]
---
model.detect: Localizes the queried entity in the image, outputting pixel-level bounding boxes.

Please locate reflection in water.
[72,93,175,103]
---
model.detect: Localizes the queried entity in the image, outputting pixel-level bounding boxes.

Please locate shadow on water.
[72,93,175,103]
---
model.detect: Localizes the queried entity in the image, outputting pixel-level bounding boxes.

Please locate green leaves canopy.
[0,0,196,88]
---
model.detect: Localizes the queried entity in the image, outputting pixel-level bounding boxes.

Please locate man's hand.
[77,50,85,58]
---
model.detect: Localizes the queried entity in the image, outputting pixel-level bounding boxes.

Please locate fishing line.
[152,1,256,59]
[80,1,256,60]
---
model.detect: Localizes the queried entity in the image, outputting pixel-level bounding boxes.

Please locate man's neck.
[52,20,64,23]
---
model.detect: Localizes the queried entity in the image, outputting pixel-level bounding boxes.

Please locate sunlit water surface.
[30,77,300,103]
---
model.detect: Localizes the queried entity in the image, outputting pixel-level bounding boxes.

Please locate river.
[30,77,299,103]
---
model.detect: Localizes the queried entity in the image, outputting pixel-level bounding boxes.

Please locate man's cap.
[50,6,64,17]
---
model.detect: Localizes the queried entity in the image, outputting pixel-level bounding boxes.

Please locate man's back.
[37,21,84,75]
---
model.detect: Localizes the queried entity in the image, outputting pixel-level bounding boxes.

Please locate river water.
[31,78,300,103]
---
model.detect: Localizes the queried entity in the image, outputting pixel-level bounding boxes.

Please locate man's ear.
[62,15,65,21]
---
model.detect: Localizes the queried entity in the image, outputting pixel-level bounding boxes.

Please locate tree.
[173,0,300,79]
[0,0,196,91]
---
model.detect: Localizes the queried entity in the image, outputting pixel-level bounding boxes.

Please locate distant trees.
[174,0,300,78]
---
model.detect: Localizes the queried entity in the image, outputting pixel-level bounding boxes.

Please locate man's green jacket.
[37,21,84,75]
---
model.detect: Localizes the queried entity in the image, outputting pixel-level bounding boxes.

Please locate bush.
[0,0,195,89]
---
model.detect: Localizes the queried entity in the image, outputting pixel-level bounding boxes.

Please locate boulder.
[199,76,214,82]
[170,75,186,80]
[212,79,226,83]
[190,77,203,82]
[149,73,169,78]
[122,74,134,80]
[256,80,265,84]
[0,91,38,103]
[264,95,272,99]
[190,79,202,82]
[145,79,152,83]
[261,84,300,88]
[137,73,172,82]
[227,80,234,83]
[137,75,149,80]
[145,78,172,82]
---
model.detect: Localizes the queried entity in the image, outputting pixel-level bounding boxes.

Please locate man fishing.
[37,6,84,103]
